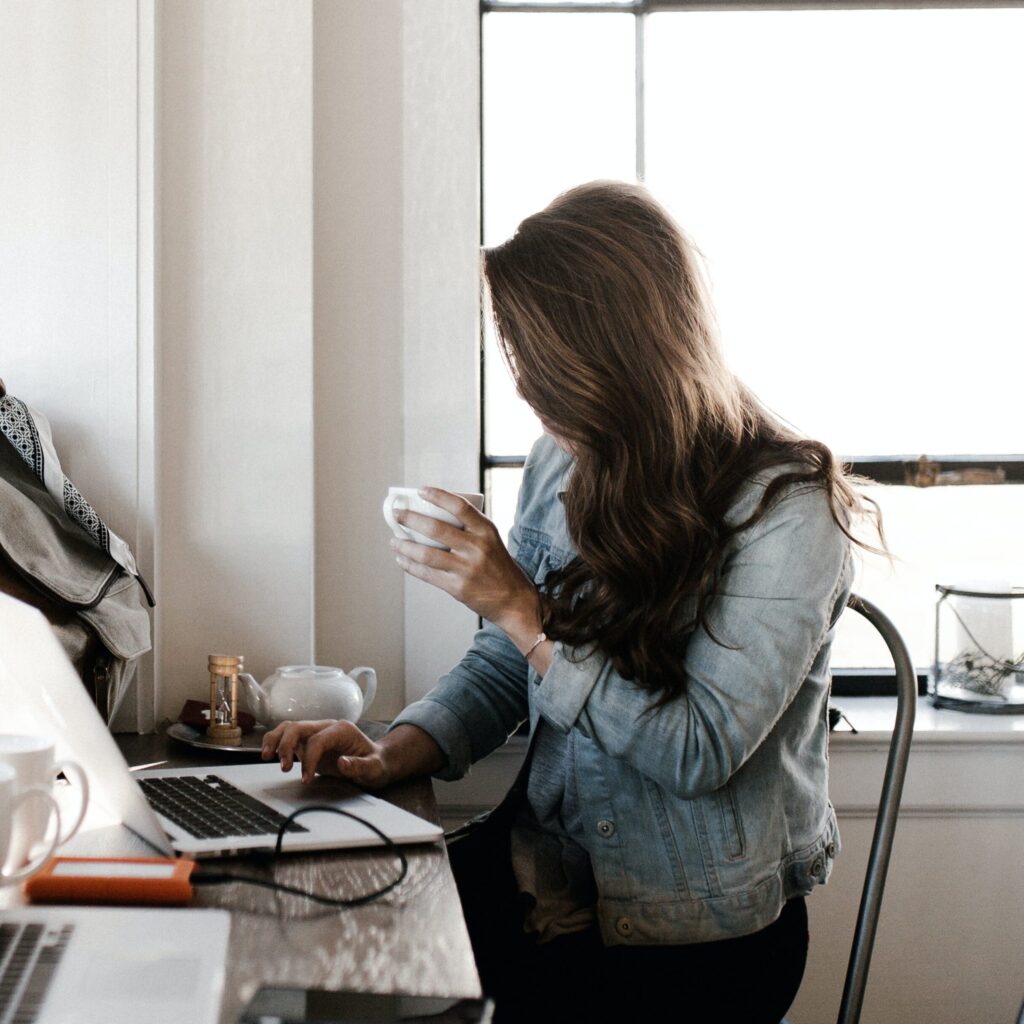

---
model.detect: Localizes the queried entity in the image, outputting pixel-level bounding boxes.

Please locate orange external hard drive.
[24,857,197,906]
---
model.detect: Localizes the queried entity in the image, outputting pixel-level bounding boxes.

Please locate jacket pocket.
[640,777,692,899]
[516,526,569,589]
[713,785,746,862]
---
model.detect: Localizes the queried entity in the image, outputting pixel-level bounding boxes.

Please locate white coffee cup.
[0,763,60,885]
[0,734,89,871]
[382,487,485,550]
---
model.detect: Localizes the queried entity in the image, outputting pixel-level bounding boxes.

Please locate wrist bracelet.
[523,632,547,659]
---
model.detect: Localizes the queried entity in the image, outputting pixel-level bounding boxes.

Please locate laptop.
[0,593,443,858]
[0,905,229,1024]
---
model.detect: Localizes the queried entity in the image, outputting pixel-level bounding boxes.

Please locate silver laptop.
[0,905,229,1024]
[0,593,443,858]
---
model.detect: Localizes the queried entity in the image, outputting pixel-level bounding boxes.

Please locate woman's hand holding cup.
[386,487,542,646]
[382,487,485,550]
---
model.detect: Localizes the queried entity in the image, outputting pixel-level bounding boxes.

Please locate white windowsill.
[829,695,1024,746]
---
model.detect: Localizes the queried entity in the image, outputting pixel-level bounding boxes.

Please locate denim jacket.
[392,434,853,946]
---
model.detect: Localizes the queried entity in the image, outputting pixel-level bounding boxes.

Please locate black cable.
[192,804,410,908]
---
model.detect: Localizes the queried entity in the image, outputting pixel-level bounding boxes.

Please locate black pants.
[450,836,808,1023]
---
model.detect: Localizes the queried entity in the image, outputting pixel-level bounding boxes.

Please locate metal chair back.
[837,594,916,1024]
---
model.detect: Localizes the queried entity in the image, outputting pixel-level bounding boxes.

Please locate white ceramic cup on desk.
[0,763,61,885]
[382,487,485,550]
[0,734,89,871]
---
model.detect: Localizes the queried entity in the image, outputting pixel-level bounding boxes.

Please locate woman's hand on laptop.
[262,720,388,786]
[261,721,445,789]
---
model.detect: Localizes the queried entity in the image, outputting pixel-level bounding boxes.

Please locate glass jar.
[932,583,1024,712]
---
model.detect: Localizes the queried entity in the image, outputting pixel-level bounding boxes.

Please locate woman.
[263,181,880,1022]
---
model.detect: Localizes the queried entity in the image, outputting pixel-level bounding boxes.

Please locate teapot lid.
[275,664,346,676]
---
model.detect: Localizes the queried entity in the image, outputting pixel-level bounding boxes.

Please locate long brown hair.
[484,180,882,706]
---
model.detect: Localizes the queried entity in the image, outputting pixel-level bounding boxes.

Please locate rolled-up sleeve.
[388,616,530,781]
[531,483,852,799]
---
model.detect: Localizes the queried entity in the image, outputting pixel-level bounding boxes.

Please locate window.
[481,1,1024,676]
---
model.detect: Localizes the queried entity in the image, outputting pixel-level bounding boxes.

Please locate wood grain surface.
[2,725,481,1024]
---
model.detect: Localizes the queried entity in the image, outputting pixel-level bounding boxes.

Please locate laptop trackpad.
[83,954,207,1003]
[259,776,378,808]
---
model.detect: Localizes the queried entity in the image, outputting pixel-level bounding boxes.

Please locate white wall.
[312,1,406,719]
[0,1,138,506]
[400,1,481,703]
[158,0,316,717]
[314,0,480,719]
[0,0,153,729]
[795,728,1024,1023]
[158,0,483,722]
[1,0,479,724]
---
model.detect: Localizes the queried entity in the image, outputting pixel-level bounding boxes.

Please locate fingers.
[418,487,484,528]
[393,554,455,595]
[393,506,498,560]
[262,721,315,771]
[300,721,372,784]
[391,489,495,558]
[390,536,455,570]
[260,716,364,778]
[336,753,390,791]
[389,520,464,596]
[258,718,387,789]
[394,508,464,549]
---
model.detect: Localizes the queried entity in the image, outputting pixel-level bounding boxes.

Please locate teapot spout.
[237,672,269,725]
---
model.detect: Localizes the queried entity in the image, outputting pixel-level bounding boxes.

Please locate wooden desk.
[3,729,481,1024]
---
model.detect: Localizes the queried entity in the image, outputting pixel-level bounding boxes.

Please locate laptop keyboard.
[137,775,309,840]
[0,921,73,1024]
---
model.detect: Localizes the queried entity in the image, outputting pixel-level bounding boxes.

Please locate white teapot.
[238,665,377,728]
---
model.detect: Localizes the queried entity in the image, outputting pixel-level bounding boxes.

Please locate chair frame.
[836,594,917,1024]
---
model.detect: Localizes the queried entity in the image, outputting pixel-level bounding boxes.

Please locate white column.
[312,0,481,715]
[157,0,315,720]
[312,0,407,719]
[401,0,482,703]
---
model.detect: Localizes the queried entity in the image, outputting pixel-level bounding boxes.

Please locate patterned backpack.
[0,380,152,724]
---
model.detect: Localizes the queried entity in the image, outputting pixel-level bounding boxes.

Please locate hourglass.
[207,654,244,745]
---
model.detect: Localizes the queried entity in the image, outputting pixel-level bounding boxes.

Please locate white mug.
[382,487,485,550]
[0,763,60,885]
[0,734,89,871]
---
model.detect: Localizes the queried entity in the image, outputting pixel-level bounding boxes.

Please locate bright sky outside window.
[645,9,1024,458]
[481,6,1024,671]
[483,12,636,456]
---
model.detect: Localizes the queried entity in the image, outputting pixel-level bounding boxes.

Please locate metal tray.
[166,721,268,754]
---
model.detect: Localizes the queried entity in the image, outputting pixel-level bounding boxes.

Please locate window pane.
[483,11,636,457]
[482,12,635,244]
[646,9,1024,457]
[484,315,543,458]
[486,465,525,547]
